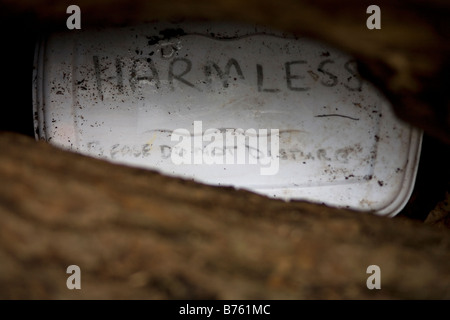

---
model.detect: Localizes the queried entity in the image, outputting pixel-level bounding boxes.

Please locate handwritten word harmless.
[171,121,279,175]
[91,55,362,99]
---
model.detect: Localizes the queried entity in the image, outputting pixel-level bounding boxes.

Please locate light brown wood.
[1,133,450,299]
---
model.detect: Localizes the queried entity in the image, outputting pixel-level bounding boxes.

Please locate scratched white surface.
[33,22,422,216]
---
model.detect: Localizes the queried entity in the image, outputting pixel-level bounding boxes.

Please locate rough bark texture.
[0,0,449,299]
[425,192,450,229]
[1,133,450,299]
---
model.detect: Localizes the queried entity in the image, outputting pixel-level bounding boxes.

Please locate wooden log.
[1,132,450,299]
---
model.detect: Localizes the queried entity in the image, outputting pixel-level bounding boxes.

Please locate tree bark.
[1,133,450,299]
